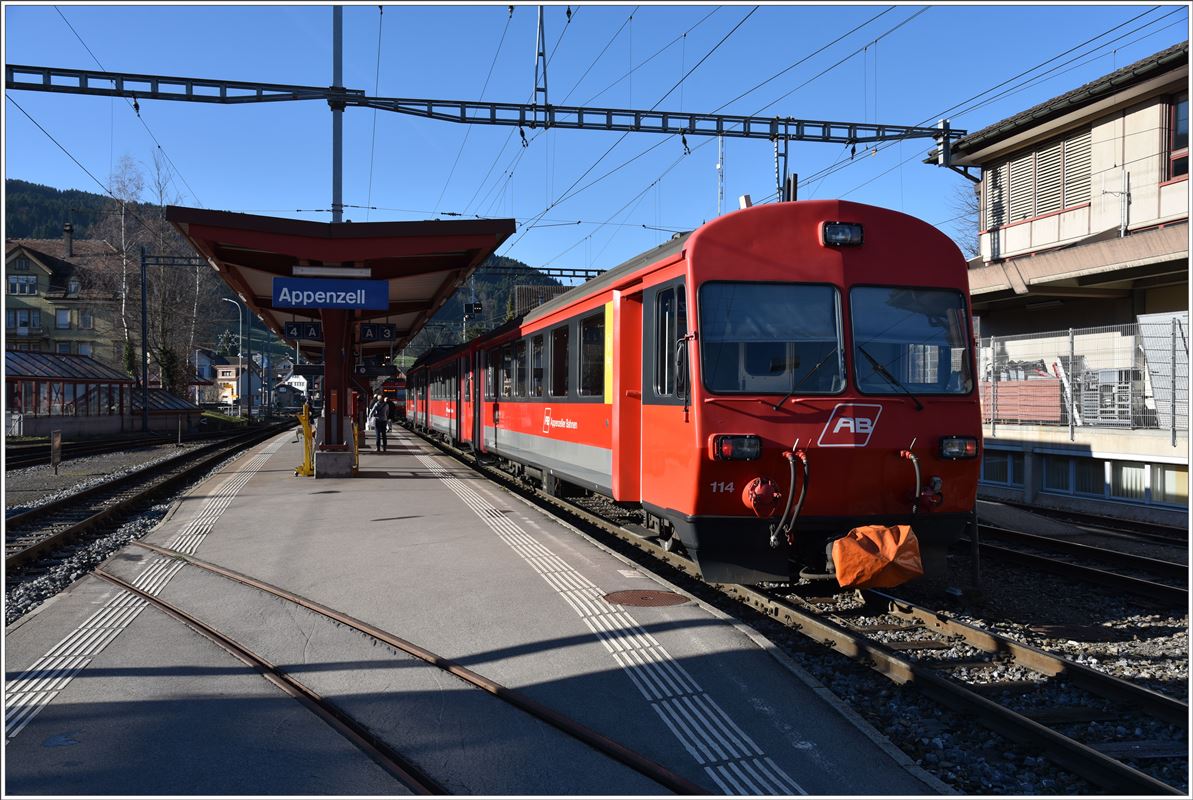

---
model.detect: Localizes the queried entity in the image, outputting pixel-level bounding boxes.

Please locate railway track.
[5,422,294,573]
[987,500,1187,546]
[4,422,292,470]
[98,542,709,795]
[971,525,1188,607]
[412,427,1187,796]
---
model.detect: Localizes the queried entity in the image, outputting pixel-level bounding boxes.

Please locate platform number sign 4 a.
[284,321,324,341]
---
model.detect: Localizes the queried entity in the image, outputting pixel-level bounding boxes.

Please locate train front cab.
[661,201,981,585]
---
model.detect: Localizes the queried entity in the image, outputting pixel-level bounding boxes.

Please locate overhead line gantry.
[6,63,966,202]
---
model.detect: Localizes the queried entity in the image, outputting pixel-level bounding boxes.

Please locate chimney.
[63,222,74,257]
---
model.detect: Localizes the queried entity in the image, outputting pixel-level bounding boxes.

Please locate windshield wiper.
[856,344,924,411]
[772,346,837,411]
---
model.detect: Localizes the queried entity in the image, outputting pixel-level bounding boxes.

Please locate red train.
[380,375,407,420]
[408,201,980,585]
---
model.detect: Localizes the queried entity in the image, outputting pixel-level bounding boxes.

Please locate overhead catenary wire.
[801,6,1178,193]
[53,5,204,208]
[365,5,385,222]
[509,5,924,264]
[470,8,720,221]
[498,7,759,258]
[433,6,515,214]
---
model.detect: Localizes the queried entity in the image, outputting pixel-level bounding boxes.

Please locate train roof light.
[822,222,864,247]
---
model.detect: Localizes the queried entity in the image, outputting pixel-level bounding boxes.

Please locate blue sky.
[4,3,1189,274]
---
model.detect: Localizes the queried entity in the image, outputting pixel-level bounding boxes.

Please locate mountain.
[4,179,126,239]
[6,178,568,356]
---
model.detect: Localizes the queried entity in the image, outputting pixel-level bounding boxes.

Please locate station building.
[946,41,1189,523]
[6,225,123,368]
[5,350,134,436]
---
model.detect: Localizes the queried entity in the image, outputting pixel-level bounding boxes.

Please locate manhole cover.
[604,589,688,607]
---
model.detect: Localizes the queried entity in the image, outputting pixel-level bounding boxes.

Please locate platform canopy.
[166,207,515,355]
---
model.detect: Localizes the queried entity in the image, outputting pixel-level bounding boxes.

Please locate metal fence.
[978,313,1189,441]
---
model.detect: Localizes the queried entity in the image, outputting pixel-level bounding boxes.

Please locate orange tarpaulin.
[832,525,924,589]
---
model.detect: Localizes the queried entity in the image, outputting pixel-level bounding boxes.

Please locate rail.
[410,426,1187,795]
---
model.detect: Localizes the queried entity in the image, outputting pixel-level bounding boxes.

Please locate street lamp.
[221,297,243,416]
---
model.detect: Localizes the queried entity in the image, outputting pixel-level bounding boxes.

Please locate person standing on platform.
[369,394,390,451]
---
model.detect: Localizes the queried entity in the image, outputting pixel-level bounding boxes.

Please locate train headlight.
[821,221,864,247]
[939,436,978,459]
[709,434,761,461]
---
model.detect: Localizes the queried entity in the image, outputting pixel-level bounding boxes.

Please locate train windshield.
[850,287,972,395]
[699,282,843,394]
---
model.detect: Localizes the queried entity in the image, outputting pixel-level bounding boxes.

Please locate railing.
[978,316,1188,442]
[6,325,48,338]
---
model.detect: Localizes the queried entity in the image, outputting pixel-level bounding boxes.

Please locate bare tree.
[949,181,982,260]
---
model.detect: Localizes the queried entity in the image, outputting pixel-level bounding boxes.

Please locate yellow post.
[295,402,314,477]
[352,420,360,475]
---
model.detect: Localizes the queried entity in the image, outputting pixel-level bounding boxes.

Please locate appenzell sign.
[273,278,389,310]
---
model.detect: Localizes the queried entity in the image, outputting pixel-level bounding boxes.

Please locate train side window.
[550,325,570,397]
[530,334,545,397]
[654,287,688,396]
[486,349,498,400]
[579,313,605,397]
[500,345,513,398]
[514,339,528,398]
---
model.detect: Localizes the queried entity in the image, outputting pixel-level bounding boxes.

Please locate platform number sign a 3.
[818,403,883,447]
[284,321,324,341]
[359,323,396,342]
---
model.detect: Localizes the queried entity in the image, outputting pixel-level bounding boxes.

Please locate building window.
[68,278,81,295]
[980,451,1024,487]
[985,128,1091,228]
[15,257,30,271]
[79,309,94,329]
[1170,92,1188,179]
[8,274,38,295]
[78,342,93,357]
[1152,464,1188,506]
[1110,461,1147,501]
[57,342,72,354]
[1042,456,1071,492]
[6,309,41,329]
[56,309,72,329]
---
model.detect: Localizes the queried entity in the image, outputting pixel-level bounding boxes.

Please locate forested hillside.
[5,179,136,239]
[6,178,569,360]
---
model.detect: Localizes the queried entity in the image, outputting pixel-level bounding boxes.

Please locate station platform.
[6,427,944,796]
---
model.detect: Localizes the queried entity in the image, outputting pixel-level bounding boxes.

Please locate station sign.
[359,323,397,342]
[273,277,389,310]
[292,364,325,377]
[284,321,324,341]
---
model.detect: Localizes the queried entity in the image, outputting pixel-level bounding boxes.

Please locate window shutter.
[985,163,1007,229]
[1035,140,1063,214]
[1008,153,1035,221]
[1063,129,1091,206]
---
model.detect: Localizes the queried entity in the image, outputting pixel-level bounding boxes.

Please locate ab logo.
[818,403,882,447]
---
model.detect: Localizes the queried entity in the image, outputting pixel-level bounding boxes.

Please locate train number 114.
[709,481,735,494]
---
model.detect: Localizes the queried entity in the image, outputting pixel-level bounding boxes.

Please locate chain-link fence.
[979,312,1188,440]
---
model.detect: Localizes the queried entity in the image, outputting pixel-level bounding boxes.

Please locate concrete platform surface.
[6,427,942,796]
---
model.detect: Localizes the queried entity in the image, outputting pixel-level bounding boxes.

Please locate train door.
[454,355,465,443]
[613,290,642,501]
[640,280,690,517]
[472,350,483,447]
